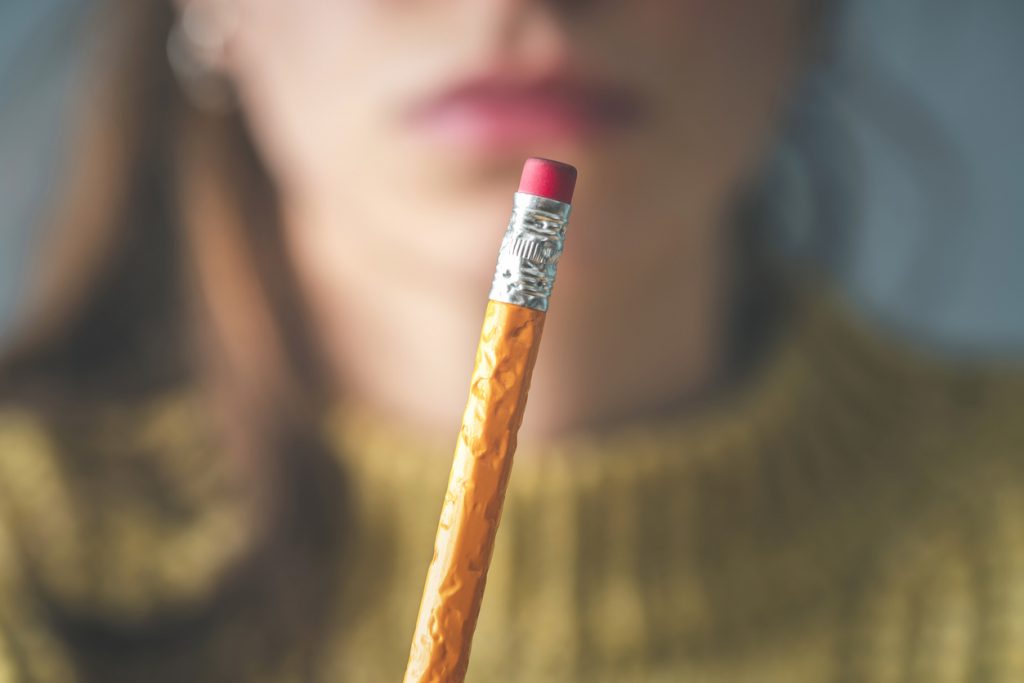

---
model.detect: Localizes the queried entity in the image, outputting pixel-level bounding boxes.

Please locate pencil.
[402,158,577,683]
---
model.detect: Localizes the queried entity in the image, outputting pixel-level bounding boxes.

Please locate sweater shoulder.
[0,390,260,622]
[809,289,1024,453]
[0,408,79,682]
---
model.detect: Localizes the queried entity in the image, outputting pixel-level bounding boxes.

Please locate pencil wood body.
[403,300,545,683]
[403,160,575,682]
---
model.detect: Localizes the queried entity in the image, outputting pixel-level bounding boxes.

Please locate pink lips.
[406,75,643,151]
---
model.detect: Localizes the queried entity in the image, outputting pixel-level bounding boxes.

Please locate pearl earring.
[167,0,239,112]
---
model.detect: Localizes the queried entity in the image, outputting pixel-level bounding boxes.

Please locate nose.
[469,0,584,67]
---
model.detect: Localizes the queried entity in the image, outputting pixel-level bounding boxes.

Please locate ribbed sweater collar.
[320,289,953,680]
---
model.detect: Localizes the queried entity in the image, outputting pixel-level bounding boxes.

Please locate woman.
[0,0,1020,681]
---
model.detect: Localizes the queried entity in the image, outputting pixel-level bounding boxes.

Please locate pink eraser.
[517,158,577,204]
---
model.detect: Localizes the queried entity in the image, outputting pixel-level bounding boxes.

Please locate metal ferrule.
[488,192,571,312]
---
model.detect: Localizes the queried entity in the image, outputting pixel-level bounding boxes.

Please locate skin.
[189,0,817,439]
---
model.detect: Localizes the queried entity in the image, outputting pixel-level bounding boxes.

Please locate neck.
[286,200,733,441]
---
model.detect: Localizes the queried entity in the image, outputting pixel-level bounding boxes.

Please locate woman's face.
[218,0,816,290]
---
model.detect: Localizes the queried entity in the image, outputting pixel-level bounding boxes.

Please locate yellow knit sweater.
[0,291,1022,682]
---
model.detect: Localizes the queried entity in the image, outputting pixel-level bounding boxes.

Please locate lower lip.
[407,97,637,151]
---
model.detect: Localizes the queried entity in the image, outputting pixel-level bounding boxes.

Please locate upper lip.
[406,69,644,127]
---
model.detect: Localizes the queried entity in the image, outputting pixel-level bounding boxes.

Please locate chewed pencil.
[402,158,577,683]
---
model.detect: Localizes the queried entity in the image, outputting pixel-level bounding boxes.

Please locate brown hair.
[0,1,347,680]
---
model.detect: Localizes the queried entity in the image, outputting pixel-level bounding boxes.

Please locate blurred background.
[0,0,1021,356]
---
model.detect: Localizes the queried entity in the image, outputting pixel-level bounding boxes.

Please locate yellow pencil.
[403,158,577,683]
